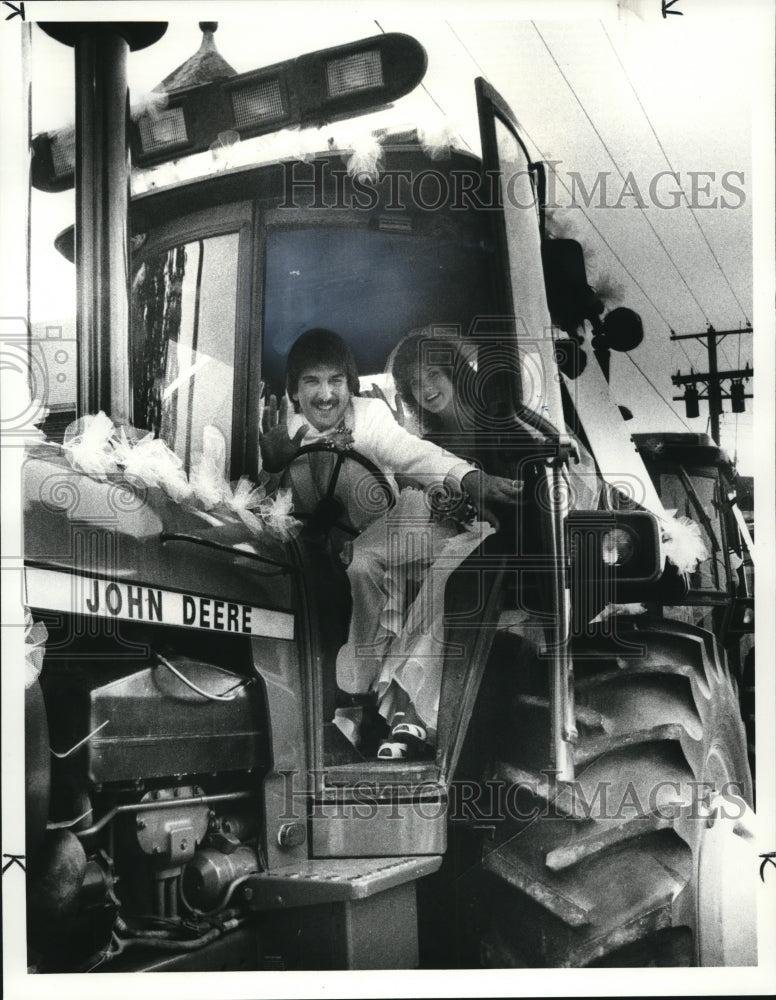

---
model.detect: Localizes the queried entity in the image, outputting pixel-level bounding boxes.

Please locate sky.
[24,0,772,474]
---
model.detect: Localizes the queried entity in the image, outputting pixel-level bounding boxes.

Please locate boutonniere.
[321,419,355,450]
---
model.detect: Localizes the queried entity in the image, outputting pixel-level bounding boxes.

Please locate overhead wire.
[597,35,748,393]
[445,21,703,415]
[624,353,694,431]
[374,20,472,150]
[531,22,718,339]
[446,21,489,78]
[449,24,752,459]
[599,22,751,331]
[445,22,700,371]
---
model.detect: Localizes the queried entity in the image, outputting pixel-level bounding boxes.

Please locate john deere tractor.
[22,22,755,972]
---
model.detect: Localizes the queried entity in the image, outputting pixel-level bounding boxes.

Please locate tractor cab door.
[299,82,572,854]
[474,77,564,432]
[472,78,578,781]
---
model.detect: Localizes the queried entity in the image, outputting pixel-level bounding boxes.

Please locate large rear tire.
[455,616,756,968]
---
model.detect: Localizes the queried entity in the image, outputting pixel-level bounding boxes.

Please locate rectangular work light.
[229,77,287,128]
[326,49,383,97]
[31,33,427,189]
[136,104,189,157]
[567,509,667,626]
[31,130,76,193]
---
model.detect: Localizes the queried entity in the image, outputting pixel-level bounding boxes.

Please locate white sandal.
[391,722,427,744]
[377,740,409,759]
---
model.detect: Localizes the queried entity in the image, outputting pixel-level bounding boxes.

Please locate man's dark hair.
[286,328,360,411]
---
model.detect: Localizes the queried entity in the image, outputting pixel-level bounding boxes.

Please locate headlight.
[601,527,637,566]
[567,510,661,584]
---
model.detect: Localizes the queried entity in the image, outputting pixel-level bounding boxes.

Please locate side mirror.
[541,239,594,334]
[602,307,644,352]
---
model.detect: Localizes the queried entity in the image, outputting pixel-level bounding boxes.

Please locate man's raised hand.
[260,394,309,472]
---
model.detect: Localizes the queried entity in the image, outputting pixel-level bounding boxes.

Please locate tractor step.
[491,762,590,820]
[574,661,694,691]
[241,855,442,910]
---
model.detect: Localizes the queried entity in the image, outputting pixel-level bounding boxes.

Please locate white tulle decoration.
[344,135,384,181]
[190,426,232,509]
[130,90,169,121]
[25,608,48,688]
[58,415,300,538]
[114,427,192,503]
[257,488,301,540]
[661,513,709,576]
[417,121,459,161]
[281,126,330,162]
[189,469,228,510]
[228,484,299,540]
[227,475,267,512]
[62,412,120,479]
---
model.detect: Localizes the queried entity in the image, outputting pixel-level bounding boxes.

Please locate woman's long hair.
[390,330,476,435]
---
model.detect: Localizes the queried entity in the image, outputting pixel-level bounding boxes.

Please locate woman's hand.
[260,394,309,472]
[482,474,523,504]
[460,471,522,528]
[363,383,406,426]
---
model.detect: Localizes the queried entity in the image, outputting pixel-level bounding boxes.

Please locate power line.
[599,20,746,375]
[670,326,752,445]
[445,23,745,377]
[532,22,715,331]
[625,353,694,431]
[528,156,699,368]
[443,23,691,357]
[446,22,490,81]
[551,177,687,345]
[600,21,751,329]
[444,24,707,383]
[374,20,472,150]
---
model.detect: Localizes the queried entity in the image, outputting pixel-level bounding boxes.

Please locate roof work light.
[31,32,427,191]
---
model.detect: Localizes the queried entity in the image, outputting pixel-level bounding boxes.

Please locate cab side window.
[131,231,240,469]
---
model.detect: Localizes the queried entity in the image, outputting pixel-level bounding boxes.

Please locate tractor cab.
[34,29,668,838]
[31,26,577,872]
[119,117,563,848]
[632,431,754,646]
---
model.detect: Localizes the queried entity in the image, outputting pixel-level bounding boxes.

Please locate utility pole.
[670,325,752,445]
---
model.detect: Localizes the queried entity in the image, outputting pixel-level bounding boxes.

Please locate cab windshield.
[261,221,495,397]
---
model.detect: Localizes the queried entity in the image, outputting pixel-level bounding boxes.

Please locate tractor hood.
[23,444,298,639]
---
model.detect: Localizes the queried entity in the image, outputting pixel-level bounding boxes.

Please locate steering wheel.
[280,443,395,539]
